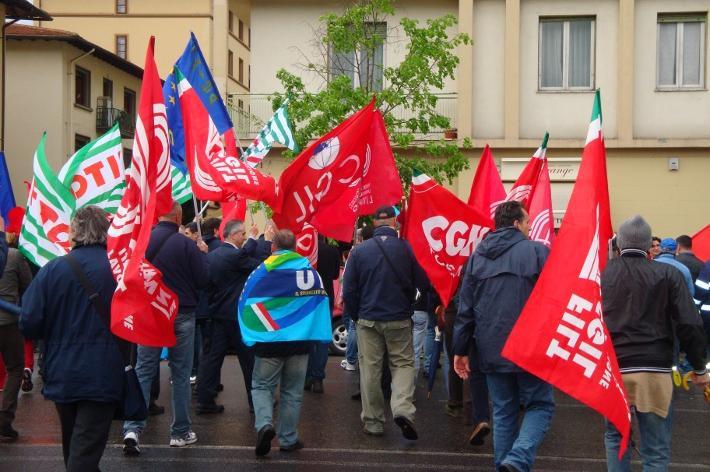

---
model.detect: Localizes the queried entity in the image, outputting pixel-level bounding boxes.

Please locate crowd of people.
[0,200,708,472]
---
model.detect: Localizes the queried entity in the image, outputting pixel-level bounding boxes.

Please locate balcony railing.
[96,106,135,139]
[227,93,457,142]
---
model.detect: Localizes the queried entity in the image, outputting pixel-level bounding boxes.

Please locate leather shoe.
[311,380,324,393]
[196,403,225,415]
[148,403,165,416]
[255,424,275,456]
[394,416,418,440]
[469,421,491,446]
[0,423,18,441]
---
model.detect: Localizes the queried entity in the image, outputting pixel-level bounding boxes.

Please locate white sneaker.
[123,431,140,455]
[170,430,198,447]
[340,359,357,371]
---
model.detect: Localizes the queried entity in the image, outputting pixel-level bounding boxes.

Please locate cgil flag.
[58,123,125,214]
[506,133,548,209]
[528,159,555,247]
[19,134,74,267]
[468,144,506,219]
[107,37,178,347]
[502,90,630,457]
[404,171,492,307]
[242,98,299,167]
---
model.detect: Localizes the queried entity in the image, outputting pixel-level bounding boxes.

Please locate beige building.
[5,24,143,196]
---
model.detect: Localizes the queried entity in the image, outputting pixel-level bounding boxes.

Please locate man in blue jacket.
[123,201,209,454]
[343,206,427,440]
[453,201,553,472]
[196,219,273,414]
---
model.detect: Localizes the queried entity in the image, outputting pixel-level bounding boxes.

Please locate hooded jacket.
[453,227,548,373]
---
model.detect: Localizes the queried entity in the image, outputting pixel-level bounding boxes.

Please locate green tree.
[272,0,472,189]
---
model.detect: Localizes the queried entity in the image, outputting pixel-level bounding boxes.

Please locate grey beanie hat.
[616,215,652,251]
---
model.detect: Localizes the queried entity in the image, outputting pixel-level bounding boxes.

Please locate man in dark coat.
[453,201,552,472]
[196,219,273,413]
[675,234,704,282]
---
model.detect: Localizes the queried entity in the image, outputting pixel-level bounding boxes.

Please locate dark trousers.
[0,323,24,428]
[55,401,116,472]
[306,342,329,380]
[197,318,253,407]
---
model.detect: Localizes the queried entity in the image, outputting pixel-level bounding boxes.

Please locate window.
[75,134,91,152]
[116,35,127,59]
[328,22,386,91]
[103,78,113,100]
[229,11,234,33]
[75,66,91,107]
[238,58,244,84]
[539,17,595,90]
[248,28,251,47]
[239,19,244,41]
[657,14,706,89]
[116,0,127,14]
[238,99,244,110]
[123,87,136,122]
[228,50,234,77]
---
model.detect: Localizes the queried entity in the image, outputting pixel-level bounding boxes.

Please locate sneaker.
[123,431,140,455]
[21,368,33,392]
[0,423,19,441]
[340,359,357,371]
[170,431,198,447]
[393,416,418,440]
[255,424,275,456]
[279,439,304,452]
[468,421,491,446]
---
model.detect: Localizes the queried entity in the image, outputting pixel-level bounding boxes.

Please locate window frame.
[115,34,128,60]
[75,133,91,152]
[123,87,136,122]
[228,50,234,77]
[229,11,234,33]
[238,19,244,41]
[74,66,91,108]
[116,0,127,14]
[238,57,244,84]
[538,16,596,92]
[103,78,113,101]
[328,21,387,90]
[656,15,706,90]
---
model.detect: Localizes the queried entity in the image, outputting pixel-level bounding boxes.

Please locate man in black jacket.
[196,219,273,414]
[675,234,704,282]
[601,215,708,471]
[343,206,427,440]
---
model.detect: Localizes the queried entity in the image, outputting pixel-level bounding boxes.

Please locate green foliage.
[271,0,472,191]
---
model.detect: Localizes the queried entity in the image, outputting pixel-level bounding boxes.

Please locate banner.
[468,145,505,219]
[528,160,555,247]
[506,133,548,209]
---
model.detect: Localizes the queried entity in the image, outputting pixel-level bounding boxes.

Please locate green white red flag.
[506,133,548,209]
[404,171,492,307]
[107,37,178,347]
[502,90,630,457]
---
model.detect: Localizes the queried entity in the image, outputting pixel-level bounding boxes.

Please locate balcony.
[227,93,457,142]
[96,106,135,139]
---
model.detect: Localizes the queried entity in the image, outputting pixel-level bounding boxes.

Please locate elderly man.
[123,201,209,454]
[343,206,427,440]
[196,219,273,414]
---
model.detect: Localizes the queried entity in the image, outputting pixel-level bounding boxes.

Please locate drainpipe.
[67,48,94,157]
[1,19,20,152]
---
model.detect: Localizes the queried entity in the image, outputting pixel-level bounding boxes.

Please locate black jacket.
[453,227,549,373]
[317,240,341,310]
[147,222,209,312]
[207,238,271,320]
[343,226,427,322]
[676,252,705,282]
[601,250,707,374]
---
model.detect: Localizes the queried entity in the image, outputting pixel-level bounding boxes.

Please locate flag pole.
[192,195,203,239]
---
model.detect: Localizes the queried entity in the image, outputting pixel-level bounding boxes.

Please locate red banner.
[404,172,492,307]
[107,37,179,347]
[502,92,630,457]
[692,224,710,262]
[506,133,548,209]
[295,223,319,268]
[468,145,506,219]
[273,100,402,241]
[528,160,555,247]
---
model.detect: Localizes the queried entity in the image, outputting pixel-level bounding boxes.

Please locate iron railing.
[96,107,135,139]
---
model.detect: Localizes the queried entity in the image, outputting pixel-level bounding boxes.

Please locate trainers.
[123,431,140,455]
[20,368,33,392]
[340,359,357,371]
[468,421,491,446]
[170,430,198,447]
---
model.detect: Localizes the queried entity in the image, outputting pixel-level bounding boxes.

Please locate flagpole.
[192,195,203,239]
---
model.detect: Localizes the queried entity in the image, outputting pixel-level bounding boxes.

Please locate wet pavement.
[2,356,709,471]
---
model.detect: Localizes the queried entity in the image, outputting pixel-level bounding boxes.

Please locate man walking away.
[601,215,708,471]
[655,238,694,297]
[453,201,553,472]
[676,235,704,282]
[343,206,427,440]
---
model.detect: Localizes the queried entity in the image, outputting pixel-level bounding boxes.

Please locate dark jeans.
[306,342,329,381]
[197,318,253,407]
[0,323,24,428]
[55,401,116,472]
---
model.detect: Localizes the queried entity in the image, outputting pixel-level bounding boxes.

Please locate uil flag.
[507,133,548,209]
[468,145,506,218]
[107,37,179,347]
[273,99,402,241]
[528,160,555,247]
[502,90,630,457]
[404,171,492,307]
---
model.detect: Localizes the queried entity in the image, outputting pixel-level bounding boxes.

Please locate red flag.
[468,145,506,219]
[107,37,179,347]
[404,171,492,307]
[501,91,630,457]
[218,198,247,241]
[692,224,710,262]
[295,223,319,268]
[273,99,403,241]
[506,133,548,209]
[528,160,555,247]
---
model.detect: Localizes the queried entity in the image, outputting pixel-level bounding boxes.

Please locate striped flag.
[171,164,192,204]
[58,123,125,214]
[242,98,298,167]
[19,133,75,267]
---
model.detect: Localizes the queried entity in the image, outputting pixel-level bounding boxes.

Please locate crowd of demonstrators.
[601,215,709,471]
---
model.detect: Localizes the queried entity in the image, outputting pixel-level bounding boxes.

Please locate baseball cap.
[373,206,396,220]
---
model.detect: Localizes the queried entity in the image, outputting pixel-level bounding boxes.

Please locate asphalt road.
[2,356,709,471]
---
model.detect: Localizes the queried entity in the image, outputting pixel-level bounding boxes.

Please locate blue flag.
[0,152,16,221]
[163,70,187,173]
[175,32,233,134]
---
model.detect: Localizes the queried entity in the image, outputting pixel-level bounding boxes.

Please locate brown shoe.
[468,421,491,446]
